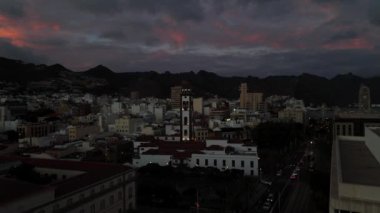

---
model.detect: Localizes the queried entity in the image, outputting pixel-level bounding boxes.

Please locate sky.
[0,0,380,77]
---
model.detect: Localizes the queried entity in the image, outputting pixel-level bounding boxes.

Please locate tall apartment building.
[0,157,136,213]
[170,86,182,109]
[239,83,263,111]
[359,84,371,111]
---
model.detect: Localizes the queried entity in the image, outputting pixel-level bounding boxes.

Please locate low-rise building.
[132,139,259,176]
[0,157,136,213]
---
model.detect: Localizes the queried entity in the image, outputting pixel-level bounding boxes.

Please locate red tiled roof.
[0,156,133,197]
[0,177,53,204]
[141,149,204,160]
[204,145,224,151]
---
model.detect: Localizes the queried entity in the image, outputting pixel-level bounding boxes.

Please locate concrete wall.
[365,128,380,163]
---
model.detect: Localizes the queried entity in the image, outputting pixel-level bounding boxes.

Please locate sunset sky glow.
[0,0,380,76]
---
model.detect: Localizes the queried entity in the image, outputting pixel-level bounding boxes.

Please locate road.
[281,169,315,213]
[0,143,18,156]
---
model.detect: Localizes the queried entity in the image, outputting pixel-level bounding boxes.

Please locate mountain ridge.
[0,56,378,106]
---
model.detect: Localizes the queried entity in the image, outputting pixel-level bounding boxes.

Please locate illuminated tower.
[180,88,193,141]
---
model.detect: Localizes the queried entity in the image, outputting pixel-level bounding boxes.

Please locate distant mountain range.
[0,56,379,106]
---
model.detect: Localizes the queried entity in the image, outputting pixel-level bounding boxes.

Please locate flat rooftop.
[339,140,380,187]
[371,128,380,138]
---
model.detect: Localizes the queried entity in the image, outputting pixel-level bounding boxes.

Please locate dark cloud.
[0,0,379,77]
[328,31,359,42]
[101,30,126,40]
[0,0,25,17]
[0,39,46,63]
[127,0,204,22]
[369,0,380,26]
[67,0,123,14]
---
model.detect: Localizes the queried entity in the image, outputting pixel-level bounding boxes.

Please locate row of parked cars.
[262,192,275,211]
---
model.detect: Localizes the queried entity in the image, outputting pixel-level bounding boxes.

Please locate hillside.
[0,56,379,106]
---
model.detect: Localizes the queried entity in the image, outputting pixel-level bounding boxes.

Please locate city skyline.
[0,0,380,77]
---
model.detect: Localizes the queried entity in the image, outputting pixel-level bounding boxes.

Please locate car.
[261,179,272,186]
[262,201,271,211]
[295,166,300,172]
[266,193,274,202]
[290,172,298,179]
[276,170,282,176]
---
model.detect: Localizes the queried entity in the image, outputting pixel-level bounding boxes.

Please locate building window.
[214,159,217,166]
[184,117,188,125]
[100,199,105,209]
[348,125,352,135]
[241,161,244,167]
[205,159,208,166]
[250,170,254,176]
[90,204,95,213]
[53,204,59,212]
[250,161,254,168]
[342,125,346,135]
[118,191,122,200]
[196,159,199,165]
[232,160,235,167]
[110,195,114,205]
[128,186,134,198]
[223,160,226,166]
[336,125,340,135]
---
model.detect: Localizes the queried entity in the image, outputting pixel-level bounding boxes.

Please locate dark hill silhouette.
[0,56,379,106]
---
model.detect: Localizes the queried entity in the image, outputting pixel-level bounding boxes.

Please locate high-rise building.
[239,83,263,111]
[359,84,371,111]
[170,86,182,109]
[180,88,193,141]
[193,97,203,114]
[329,127,380,213]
